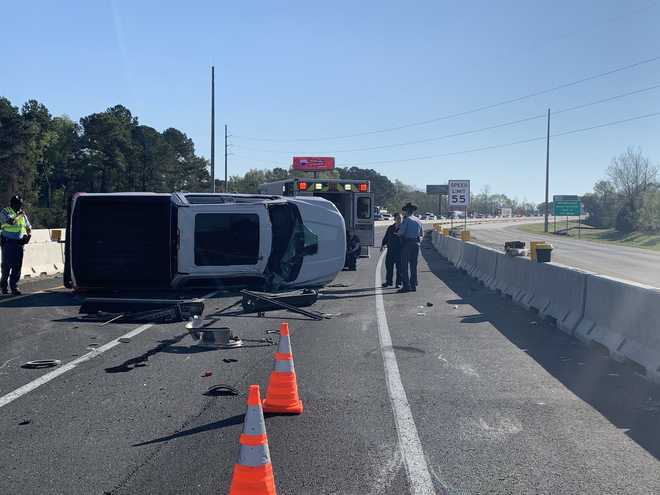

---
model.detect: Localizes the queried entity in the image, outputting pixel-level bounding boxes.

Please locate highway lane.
[0,230,659,494]
[470,220,660,287]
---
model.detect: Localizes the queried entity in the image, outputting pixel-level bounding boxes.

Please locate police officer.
[397,202,423,293]
[1,195,32,295]
[344,230,361,271]
[380,212,402,287]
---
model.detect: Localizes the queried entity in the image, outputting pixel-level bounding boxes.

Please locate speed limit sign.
[448,180,470,206]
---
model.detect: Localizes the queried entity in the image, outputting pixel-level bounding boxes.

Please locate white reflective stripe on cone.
[243,405,267,435]
[238,444,271,467]
[278,335,292,354]
[274,358,295,373]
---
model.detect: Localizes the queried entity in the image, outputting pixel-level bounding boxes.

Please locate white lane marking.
[0,290,218,409]
[375,251,436,495]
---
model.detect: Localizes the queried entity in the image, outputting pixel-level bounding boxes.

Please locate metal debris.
[21,359,61,369]
[201,371,213,377]
[118,337,131,344]
[204,384,239,397]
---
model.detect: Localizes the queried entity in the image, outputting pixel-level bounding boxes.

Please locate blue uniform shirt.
[398,215,423,241]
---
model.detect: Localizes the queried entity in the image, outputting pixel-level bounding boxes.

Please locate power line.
[233,54,660,142]
[235,82,660,155]
[236,111,660,167]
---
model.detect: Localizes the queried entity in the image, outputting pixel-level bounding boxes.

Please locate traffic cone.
[262,322,303,414]
[229,384,277,495]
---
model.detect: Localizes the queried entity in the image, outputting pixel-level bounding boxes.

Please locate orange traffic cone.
[262,322,303,414]
[229,384,277,495]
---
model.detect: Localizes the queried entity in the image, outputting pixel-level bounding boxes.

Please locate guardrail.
[0,229,66,279]
[430,228,660,385]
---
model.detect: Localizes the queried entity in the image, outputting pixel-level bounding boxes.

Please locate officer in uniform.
[397,202,423,293]
[380,212,402,287]
[1,195,32,295]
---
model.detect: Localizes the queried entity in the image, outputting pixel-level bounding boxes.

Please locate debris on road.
[18,419,31,426]
[118,337,131,344]
[201,371,213,377]
[426,302,434,307]
[204,384,239,397]
[21,359,61,369]
[222,358,238,363]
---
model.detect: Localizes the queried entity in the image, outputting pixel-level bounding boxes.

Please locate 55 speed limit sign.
[448,180,470,206]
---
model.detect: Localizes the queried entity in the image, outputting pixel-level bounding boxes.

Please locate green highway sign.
[553,195,581,216]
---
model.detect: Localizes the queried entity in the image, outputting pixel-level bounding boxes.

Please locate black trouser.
[1,238,24,291]
[400,240,419,290]
[385,249,401,285]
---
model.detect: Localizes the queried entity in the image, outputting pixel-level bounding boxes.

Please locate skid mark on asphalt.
[471,416,523,441]
[0,291,218,410]
[367,445,403,495]
[375,250,437,495]
[437,354,480,378]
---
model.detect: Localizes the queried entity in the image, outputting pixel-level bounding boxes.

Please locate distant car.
[382,213,392,221]
[374,213,384,221]
[67,193,347,292]
[423,212,437,220]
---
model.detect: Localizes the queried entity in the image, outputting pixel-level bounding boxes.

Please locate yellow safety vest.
[1,207,29,240]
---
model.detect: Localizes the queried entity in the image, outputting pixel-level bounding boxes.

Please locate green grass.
[517,221,660,252]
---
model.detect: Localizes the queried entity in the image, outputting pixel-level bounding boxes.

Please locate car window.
[357,197,371,219]
[194,213,259,266]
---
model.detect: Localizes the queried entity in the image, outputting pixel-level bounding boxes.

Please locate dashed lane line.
[0,290,219,410]
[375,251,436,494]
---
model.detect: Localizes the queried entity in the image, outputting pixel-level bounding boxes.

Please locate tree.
[607,147,657,213]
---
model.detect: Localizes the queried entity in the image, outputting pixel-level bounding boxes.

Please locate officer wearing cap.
[1,195,32,295]
[396,202,423,293]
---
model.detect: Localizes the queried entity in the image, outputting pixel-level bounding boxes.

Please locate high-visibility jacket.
[0,207,31,240]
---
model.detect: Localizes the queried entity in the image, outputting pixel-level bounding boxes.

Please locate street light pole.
[544,108,550,232]
[224,124,228,193]
[210,66,215,193]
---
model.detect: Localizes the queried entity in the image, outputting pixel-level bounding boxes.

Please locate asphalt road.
[1,228,659,494]
[470,220,660,287]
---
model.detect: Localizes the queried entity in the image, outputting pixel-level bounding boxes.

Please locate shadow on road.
[133,413,245,447]
[105,332,215,373]
[0,291,79,308]
[421,234,660,461]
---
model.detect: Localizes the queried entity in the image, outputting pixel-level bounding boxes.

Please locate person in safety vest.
[1,195,32,295]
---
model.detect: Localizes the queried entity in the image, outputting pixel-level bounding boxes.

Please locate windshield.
[265,202,318,287]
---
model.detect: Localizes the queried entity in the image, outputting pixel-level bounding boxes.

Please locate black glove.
[20,234,31,245]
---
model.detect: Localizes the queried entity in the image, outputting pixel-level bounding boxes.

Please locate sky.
[2,0,660,203]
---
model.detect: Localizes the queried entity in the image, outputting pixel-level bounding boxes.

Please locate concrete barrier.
[527,262,588,334]
[428,233,660,385]
[575,275,660,383]
[472,246,501,290]
[459,242,479,276]
[0,228,66,279]
[445,236,463,266]
[493,254,534,308]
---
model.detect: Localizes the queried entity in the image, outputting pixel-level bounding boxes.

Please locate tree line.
[0,98,210,227]
[1,97,539,228]
[581,147,659,233]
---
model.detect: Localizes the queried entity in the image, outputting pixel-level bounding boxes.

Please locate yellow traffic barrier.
[442,228,449,236]
[530,241,543,261]
[461,230,471,241]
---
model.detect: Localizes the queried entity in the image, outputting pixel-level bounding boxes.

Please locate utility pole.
[211,66,215,193]
[224,124,228,192]
[543,108,550,232]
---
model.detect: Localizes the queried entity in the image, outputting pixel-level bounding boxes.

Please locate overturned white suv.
[65,192,346,292]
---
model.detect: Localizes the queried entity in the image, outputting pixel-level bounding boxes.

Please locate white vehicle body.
[66,192,346,291]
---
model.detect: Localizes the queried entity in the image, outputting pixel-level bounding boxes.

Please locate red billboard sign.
[292,156,335,171]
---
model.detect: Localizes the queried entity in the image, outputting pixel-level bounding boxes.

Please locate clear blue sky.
[2,0,660,203]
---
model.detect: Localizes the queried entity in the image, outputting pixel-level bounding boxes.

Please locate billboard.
[426,184,449,195]
[448,180,470,207]
[292,156,335,171]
